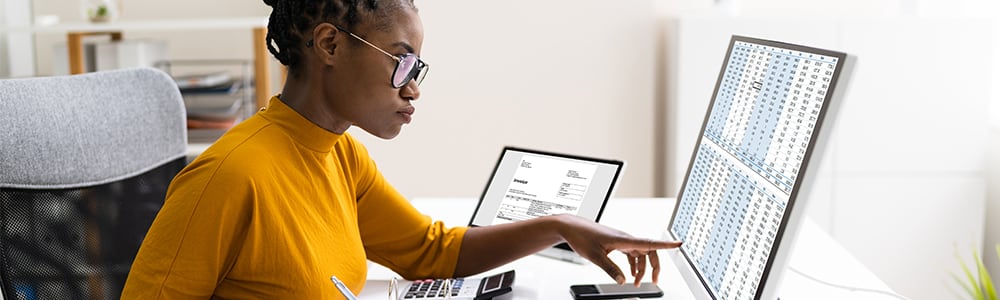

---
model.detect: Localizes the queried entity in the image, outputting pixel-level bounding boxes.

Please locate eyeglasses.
[334,25,429,89]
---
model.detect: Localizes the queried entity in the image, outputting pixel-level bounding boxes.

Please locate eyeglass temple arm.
[334,25,401,63]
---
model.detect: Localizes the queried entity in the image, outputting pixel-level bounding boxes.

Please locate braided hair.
[262,0,412,73]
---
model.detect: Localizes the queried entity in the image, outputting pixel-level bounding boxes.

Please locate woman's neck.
[277,76,352,134]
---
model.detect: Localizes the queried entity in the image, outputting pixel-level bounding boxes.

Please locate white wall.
[989,128,1000,295]
[349,0,659,198]
[984,3,1000,291]
[918,0,1000,296]
[0,0,7,78]
[1,0,35,78]
[658,0,914,18]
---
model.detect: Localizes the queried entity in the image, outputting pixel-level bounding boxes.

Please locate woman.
[122,0,681,298]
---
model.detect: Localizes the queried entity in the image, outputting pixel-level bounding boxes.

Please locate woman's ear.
[311,23,340,66]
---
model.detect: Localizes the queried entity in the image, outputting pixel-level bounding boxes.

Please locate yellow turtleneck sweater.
[122,96,466,299]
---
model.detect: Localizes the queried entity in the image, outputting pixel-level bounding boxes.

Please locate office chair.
[0,68,187,299]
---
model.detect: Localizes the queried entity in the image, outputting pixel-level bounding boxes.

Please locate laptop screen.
[468,147,624,237]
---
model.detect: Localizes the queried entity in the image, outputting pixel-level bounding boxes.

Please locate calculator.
[399,270,514,300]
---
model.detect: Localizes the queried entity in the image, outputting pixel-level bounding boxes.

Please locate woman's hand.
[455,214,682,284]
[555,214,682,286]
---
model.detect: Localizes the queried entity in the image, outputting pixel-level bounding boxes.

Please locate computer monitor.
[666,35,852,300]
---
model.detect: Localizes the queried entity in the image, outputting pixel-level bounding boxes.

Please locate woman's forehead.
[363,8,423,51]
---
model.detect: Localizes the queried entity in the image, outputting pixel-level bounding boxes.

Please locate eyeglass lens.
[392,54,427,88]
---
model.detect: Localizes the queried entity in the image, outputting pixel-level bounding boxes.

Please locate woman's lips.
[398,107,415,123]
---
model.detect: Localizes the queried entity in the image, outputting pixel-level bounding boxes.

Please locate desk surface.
[359,197,897,300]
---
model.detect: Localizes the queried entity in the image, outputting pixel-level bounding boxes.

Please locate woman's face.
[325,7,424,139]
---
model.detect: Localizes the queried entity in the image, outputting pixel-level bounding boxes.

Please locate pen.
[330,275,359,300]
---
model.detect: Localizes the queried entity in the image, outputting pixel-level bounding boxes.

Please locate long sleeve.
[350,139,468,280]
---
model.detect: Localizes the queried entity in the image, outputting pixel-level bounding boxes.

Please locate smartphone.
[569,282,664,299]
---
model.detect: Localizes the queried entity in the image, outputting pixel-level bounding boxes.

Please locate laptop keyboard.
[402,278,464,299]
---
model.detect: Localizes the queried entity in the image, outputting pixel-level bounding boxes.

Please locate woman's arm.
[454,214,682,286]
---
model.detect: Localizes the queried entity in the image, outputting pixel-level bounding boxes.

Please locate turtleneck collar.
[258,95,343,152]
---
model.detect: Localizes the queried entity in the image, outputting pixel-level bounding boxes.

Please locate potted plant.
[954,244,999,300]
[83,0,118,23]
[89,5,109,22]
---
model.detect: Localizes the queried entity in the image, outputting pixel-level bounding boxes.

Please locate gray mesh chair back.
[0,68,187,299]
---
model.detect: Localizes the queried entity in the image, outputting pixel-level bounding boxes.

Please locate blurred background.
[0,0,997,299]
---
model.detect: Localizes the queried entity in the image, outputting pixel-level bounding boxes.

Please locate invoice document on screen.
[490,154,597,225]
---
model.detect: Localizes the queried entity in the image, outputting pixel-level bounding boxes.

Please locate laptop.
[665,35,852,300]
[389,147,624,299]
[468,147,626,263]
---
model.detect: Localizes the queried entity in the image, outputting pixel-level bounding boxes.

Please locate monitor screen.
[668,36,848,300]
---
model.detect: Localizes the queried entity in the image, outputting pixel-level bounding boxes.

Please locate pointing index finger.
[649,240,683,250]
[614,238,683,251]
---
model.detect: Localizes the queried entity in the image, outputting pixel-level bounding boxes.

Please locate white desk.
[359,198,899,300]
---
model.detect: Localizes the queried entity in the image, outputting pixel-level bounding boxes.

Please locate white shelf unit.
[156,59,254,145]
